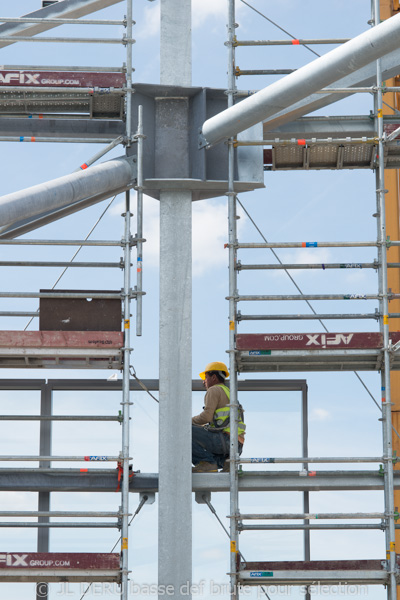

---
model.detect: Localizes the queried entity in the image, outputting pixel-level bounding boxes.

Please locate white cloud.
[112,196,246,278]
[134,0,245,38]
[192,200,228,276]
[136,2,160,39]
[192,0,227,27]
[310,407,331,421]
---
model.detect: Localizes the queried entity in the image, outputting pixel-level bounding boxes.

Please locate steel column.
[158,1,192,598]
[160,0,191,87]
[158,190,192,599]
[36,382,52,600]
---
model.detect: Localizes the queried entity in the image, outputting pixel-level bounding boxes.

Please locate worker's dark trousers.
[192,425,229,469]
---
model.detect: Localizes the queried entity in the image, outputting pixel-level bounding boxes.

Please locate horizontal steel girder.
[0,118,125,140]
[0,470,394,493]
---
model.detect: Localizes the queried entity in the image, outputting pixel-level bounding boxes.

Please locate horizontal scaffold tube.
[235,241,382,248]
[235,294,380,301]
[0,455,124,461]
[240,524,384,530]
[0,0,125,50]
[240,456,383,463]
[237,262,386,270]
[238,313,378,320]
[0,155,135,235]
[237,512,385,520]
[0,522,118,528]
[235,39,350,46]
[201,12,400,146]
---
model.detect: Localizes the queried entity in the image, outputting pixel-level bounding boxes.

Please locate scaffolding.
[0,2,139,599]
[226,0,400,598]
[2,1,400,599]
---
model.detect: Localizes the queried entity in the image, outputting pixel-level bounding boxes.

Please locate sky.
[0,0,393,598]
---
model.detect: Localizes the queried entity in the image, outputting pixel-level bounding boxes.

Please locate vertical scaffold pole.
[125,0,133,146]
[227,1,239,598]
[121,2,134,592]
[121,190,132,600]
[373,2,396,598]
[135,105,144,336]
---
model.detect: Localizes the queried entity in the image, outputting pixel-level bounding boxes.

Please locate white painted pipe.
[0,156,135,233]
[201,12,400,147]
[263,46,400,133]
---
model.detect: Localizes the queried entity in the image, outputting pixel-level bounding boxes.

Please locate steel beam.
[0,119,125,140]
[0,0,124,50]
[201,13,400,147]
[0,470,395,493]
[0,155,135,236]
[262,46,400,133]
[0,378,304,392]
[263,116,377,140]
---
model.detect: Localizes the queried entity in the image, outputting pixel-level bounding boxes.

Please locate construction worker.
[192,361,245,473]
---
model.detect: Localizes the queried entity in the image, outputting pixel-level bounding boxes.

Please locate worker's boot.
[192,461,218,473]
[220,460,230,472]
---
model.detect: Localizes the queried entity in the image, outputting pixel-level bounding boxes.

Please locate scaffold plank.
[0,331,123,369]
[0,331,123,348]
[239,559,389,585]
[236,332,386,350]
[0,552,120,583]
[0,71,125,88]
[242,559,385,570]
[236,332,400,372]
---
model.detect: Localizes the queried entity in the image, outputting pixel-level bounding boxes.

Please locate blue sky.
[0,0,392,598]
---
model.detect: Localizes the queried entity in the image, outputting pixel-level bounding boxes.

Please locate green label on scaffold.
[249,572,273,578]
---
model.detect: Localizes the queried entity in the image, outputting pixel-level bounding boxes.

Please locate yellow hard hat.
[199,361,229,380]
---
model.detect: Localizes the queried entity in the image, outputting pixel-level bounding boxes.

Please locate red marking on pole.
[39,114,43,119]
[80,468,88,472]
[297,139,306,146]
[84,456,89,461]
[292,39,300,45]
[302,242,306,247]
[31,137,36,142]
[308,471,317,476]
[80,163,88,170]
